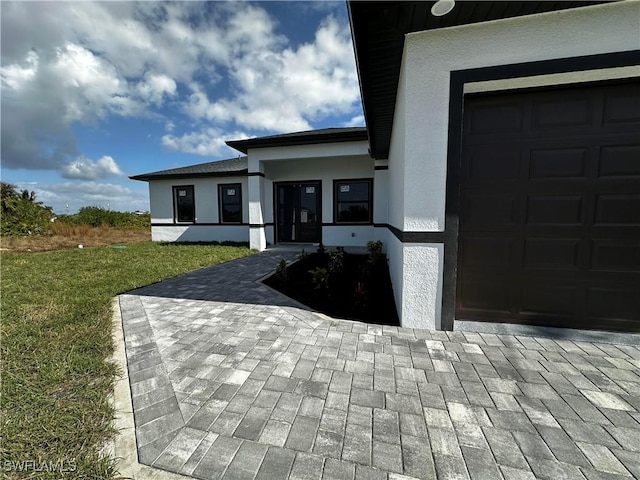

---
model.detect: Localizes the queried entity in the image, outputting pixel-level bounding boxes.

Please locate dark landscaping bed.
[264,243,399,326]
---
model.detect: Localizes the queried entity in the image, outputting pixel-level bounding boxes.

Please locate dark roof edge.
[348,2,381,160]
[226,128,368,154]
[130,169,249,182]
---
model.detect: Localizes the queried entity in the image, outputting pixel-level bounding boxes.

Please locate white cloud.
[61,155,124,180]
[53,43,139,122]
[161,128,249,157]
[1,2,363,167]
[343,114,365,127]
[185,16,361,133]
[136,73,177,106]
[0,50,38,90]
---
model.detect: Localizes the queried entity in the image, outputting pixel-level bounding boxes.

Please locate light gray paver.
[191,435,243,480]
[289,452,324,480]
[221,440,269,480]
[255,446,295,480]
[117,250,640,480]
[323,458,355,480]
[576,443,631,476]
[286,415,320,452]
[154,427,208,472]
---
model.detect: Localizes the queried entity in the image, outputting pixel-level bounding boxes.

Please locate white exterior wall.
[388,1,639,329]
[245,140,382,249]
[152,225,248,243]
[148,176,249,243]
[264,156,374,247]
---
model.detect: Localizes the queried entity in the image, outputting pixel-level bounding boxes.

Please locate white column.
[248,175,266,251]
[248,155,267,251]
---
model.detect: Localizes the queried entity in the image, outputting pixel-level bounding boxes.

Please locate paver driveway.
[118,250,640,480]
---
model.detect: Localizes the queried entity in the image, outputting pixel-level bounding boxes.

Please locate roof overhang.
[129,170,249,182]
[226,128,368,154]
[348,1,608,159]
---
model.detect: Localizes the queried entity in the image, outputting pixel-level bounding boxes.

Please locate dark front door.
[457,81,640,332]
[276,182,322,243]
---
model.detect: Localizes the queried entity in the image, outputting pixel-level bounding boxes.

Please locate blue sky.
[1,1,364,213]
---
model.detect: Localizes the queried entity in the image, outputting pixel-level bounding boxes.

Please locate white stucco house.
[132,1,639,334]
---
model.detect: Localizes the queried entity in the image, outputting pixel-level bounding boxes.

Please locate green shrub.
[366,240,385,265]
[309,267,329,292]
[328,247,345,274]
[275,258,288,282]
[60,207,150,229]
[0,182,52,236]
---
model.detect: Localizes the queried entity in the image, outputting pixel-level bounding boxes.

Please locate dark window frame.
[333,178,373,224]
[173,185,196,223]
[218,183,243,224]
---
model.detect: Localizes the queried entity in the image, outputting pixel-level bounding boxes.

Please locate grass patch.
[1,241,252,479]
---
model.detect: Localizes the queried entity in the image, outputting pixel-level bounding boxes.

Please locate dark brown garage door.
[456,81,640,332]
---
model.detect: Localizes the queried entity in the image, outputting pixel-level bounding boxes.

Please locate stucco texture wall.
[149,176,249,225]
[387,1,639,330]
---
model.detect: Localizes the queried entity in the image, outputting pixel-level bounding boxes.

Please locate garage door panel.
[458,80,639,332]
[530,147,588,179]
[594,194,640,225]
[523,238,581,271]
[586,288,640,328]
[468,102,524,135]
[526,195,584,225]
[598,144,640,177]
[465,148,521,180]
[459,236,515,269]
[603,86,640,125]
[458,279,512,314]
[519,285,578,317]
[533,97,593,131]
[463,193,518,227]
[591,240,640,272]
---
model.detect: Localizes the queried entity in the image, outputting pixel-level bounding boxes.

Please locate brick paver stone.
[118,250,640,480]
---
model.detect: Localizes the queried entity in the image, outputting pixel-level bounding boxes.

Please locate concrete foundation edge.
[454,319,640,346]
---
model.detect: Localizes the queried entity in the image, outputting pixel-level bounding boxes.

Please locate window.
[219,183,242,223]
[173,186,195,223]
[335,179,373,223]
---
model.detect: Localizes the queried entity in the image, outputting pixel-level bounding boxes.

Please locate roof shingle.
[130,156,247,181]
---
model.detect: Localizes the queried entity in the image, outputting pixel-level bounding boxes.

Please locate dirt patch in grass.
[0,224,150,254]
[1,242,252,479]
[264,250,399,325]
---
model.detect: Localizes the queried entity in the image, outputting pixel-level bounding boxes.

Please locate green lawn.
[1,242,252,479]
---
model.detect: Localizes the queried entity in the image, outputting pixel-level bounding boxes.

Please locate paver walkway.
[119,250,640,480]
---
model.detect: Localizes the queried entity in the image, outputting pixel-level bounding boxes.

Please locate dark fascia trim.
[226,129,368,154]
[440,50,640,331]
[152,223,249,227]
[451,49,640,83]
[374,165,389,171]
[249,223,275,228]
[247,172,265,177]
[386,223,446,244]
[130,170,248,182]
[321,222,374,227]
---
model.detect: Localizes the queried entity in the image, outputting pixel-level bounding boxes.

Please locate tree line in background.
[0,182,150,236]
